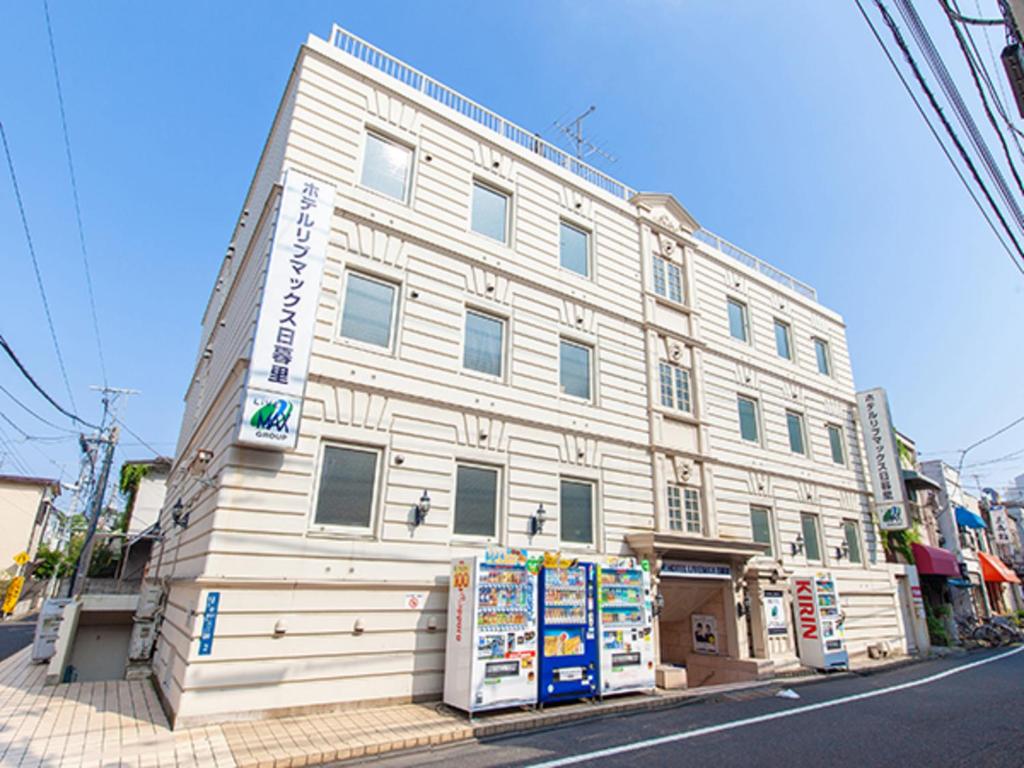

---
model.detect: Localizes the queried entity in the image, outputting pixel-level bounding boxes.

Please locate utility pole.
[67,425,118,596]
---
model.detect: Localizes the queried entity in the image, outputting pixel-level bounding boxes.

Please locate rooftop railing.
[328,24,818,302]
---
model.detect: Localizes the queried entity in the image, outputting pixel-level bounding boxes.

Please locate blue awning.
[955,505,987,529]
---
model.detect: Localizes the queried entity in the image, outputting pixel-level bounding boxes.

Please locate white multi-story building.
[148,25,922,726]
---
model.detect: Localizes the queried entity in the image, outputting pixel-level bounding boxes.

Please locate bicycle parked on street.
[956,615,1023,647]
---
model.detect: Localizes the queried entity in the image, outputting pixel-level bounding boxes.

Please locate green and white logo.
[250,399,293,433]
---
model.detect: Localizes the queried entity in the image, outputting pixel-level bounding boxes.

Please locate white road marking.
[526,646,1024,768]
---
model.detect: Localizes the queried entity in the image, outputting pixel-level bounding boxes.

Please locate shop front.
[979,551,1022,614]
[626,532,771,688]
[911,542,959,640]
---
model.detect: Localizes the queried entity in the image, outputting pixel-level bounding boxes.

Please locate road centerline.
[525,647,1024,768]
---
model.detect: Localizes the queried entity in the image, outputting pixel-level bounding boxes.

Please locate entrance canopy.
[626,532,768,573]
[911,543,960,578]
[978,551,1022,584]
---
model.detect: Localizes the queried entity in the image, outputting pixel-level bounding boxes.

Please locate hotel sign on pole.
[856,387,908,531]
[237,169,335,450]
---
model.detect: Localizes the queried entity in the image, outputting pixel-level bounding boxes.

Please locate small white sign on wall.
[692,613,719,654]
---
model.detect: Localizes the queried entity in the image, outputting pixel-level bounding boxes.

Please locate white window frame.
[309,442,383,536]
[749,505,775,557]
[813,337,832,376]
[842,518,864,565]
[774,318,792,360]
[801,512,823,563]
[727,297,750,343]
[338,270,401,352]
[559,219,592,278]
[451,462,502,542]
[559,477,597,548]
[786,410,808,456]
[461,307,507,381]
[737,395,761,444]
[652,254,683,303]
[827,423,847,466]
[359,130,414,203]
[470,179,510,244]
[559,338,594,402]
[658,361,692,413]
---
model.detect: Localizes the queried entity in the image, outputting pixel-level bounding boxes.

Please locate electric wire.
[0,383,80,434]
[0,122,80,410]
[42,0,108,387]
[0,333,100,430]
[854,0,1024,272]
[0,412,74,443]
[113,417,165,458]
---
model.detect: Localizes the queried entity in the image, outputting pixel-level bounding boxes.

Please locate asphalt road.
[0,616,35,661]
[360,647,1024,768]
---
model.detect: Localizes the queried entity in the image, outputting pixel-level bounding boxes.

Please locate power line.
[854,0,1024,272]
[0,121,80,410]
[0,382,79,434]
[42,0,108,387]
[0,412,74,444]
[0,333,99,430]
[113,417,165,457]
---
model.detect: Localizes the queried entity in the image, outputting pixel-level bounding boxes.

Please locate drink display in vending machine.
[538,556,599,703]
[597,558,655,696]
[443,550,539,713]
[793,573,848,670]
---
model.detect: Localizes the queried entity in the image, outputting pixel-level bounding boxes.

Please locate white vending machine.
[597,558,655,695]
[443,550,539,713]
[793,573,848,670]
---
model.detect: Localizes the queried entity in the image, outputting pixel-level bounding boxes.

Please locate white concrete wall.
[0,482,48,576]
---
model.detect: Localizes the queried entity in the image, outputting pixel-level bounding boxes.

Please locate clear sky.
[1,1,1022,500]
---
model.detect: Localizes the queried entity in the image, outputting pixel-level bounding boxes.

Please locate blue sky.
[1,1,1022,498]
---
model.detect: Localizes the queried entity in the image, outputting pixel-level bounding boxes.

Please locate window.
[727,298,749,342]
[658,362,692,413]
[737,396,760,443]
[774,319,792,360]
[560,479,594,545]
[843,520,863,564]
[813,337,832,376]
[560,340,592,400]
[750,506,774,556]
[463,310,504,377]
[471,182,508,242]
[667,486,701,534]
[340,273,397,348]
[560,221,590,277]
[360,132,412,201]
[652,255,683,303]
[801,513,822,562]
[453,465,499,538]
[313,446,379,529]
[827,424,846,465]
[786,411,806,455]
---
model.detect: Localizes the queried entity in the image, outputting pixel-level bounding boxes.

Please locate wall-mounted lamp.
[653,592,665,618]
[790,533,805,557]
[835,541,850,561]
[171,498,190,530]
[412,491,431,526]
[529,504,547,536]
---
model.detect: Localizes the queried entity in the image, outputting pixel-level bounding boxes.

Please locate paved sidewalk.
[0,644,937,768]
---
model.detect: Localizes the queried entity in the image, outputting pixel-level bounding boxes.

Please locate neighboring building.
[147,24,920,726]
[118,457,171,581]
[0,474,60,577]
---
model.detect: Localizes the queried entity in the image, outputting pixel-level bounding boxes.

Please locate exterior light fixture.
[413,491,431,526]
[791,533,805,556]
[529,504,547,536]
[835,541,850,561]
[171,498,190,530]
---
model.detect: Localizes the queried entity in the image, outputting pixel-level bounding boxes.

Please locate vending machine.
[793,573,848,670]
[597,558,655,696]
[538,557,599,703]
[443,550,539,713]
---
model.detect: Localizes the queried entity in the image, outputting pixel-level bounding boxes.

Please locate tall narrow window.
[313,446,379,529]
[361,133,412,201]
[652,255,683,302]
[843,520,863,564]
[471,182,509,243]
[560,479,594,545]
[774,319,792,360]
[683,488,702,534]
[658,362,692,413]
[560,340,592,400]
[727,298,749,342]
[340,273,398,348]
[750,506,774,556]
[813,337,832,376]
[667,486,683,531]
[463,310,504,377]
[801,513,822,562]
[737,396,760,443]
[453,465,499,538]
[827,424,846,465]
[560,221,590,277]
[786,411,806,455]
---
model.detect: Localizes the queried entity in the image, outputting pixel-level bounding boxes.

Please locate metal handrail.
[328,24,818,303]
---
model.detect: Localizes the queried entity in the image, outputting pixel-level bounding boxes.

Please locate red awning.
[978,551,1022,584]
[911,543,961,578]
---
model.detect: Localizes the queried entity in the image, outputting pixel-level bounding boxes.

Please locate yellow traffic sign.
[12,552,29,566]
[2,576,24,614]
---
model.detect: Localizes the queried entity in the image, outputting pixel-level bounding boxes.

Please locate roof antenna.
[554,105,618,164]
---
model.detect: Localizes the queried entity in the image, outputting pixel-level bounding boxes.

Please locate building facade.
[0,474,60,578]
[148,25,920,726]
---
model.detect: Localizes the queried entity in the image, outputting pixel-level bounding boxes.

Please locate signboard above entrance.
[660,560,731,579]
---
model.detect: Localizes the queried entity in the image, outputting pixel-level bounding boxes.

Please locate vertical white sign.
[856,387,908,531]
[237,169,336,450]
[992,506,1013,545]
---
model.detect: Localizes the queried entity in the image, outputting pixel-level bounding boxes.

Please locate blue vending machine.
[538,560,599,703]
